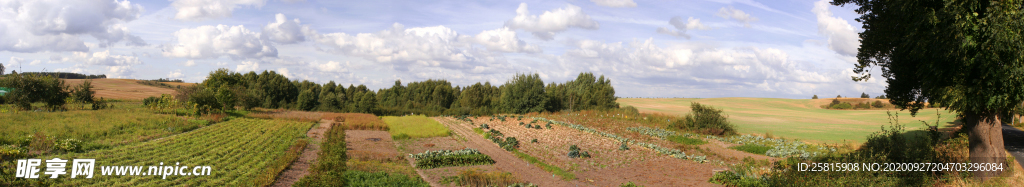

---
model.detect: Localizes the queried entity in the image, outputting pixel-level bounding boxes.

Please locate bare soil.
[433,117,587,186]
[271,120,331,187]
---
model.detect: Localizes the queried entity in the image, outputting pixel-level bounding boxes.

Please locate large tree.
[834,0,1023,178]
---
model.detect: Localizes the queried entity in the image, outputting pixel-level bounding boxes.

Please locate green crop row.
[411,149,495,169]
[7,118,311,186]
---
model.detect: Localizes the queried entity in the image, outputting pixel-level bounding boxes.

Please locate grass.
[323,113,389,131]
[382,115,451,140]
[294,121,348,186]
[344,170,429,187]
[254,139,308,186]
[512,150,575,180]
[729,144,772,155]
[0,106,208,149]
[347,160,419,180]
[618,98,957,144]
[439,169,522,187]
[9,118,311,186]
[667,135,707,145]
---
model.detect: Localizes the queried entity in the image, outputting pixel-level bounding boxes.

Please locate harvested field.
[324,113,389,130]
[247,110,323,122]
[63,79,185,100]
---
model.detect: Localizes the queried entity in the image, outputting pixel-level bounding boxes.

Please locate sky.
[0,0,885,99]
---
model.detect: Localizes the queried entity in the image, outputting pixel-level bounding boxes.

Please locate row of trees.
[182,69,619,116]
[0,72,103,110]
[811,93,888,99]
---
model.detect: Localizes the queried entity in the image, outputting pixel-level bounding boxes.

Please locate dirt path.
[435,117,586,186]
[271,119,332,187]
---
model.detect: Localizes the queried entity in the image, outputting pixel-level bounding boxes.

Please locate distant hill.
[63,79,197,100]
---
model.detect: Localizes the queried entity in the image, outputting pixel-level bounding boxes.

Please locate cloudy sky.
[0,0,884,98]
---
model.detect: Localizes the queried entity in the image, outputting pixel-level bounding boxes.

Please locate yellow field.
[63,79,195,100]
[618,98,957,144]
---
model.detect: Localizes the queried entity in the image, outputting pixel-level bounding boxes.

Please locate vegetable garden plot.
[410,149,495,169]
[24,118,311,186]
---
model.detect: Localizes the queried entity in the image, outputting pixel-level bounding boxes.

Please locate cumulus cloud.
[163,24,278,59]
[310,61,348,73]
[171,0,267,21]
[504,3,599,40]
[262,14,311,44]
[8,57,25,67]
[656,17,710,39]
[0,0,146,52]
[716,6,758,27]
[236,60,259,72]
[184,60,197,66]
[812,0,859,56]
[168,69,185,79]
[47,50,143,78]
[311,23,476,70]
[590,0,636,8]
[558,38,836,97]
[466,27,541,53]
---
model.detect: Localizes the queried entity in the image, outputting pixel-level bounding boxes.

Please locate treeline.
[0,72,108,110]
[178,69,618,116]
[14,72,106,79]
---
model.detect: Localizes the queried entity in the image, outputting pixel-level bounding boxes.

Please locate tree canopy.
[840,0,1024,116]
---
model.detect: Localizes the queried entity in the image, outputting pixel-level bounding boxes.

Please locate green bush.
[829,102,852,109]
[669,102,736,135]
[855,102,871,109]
[872,100,885,108]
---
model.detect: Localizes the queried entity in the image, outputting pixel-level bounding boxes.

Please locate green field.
[0,105,207,147]
[27,118,312,186]
[618,98,957,144]
[383,115,451,139]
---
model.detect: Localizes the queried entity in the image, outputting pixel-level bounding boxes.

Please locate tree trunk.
[964,112,1007,179]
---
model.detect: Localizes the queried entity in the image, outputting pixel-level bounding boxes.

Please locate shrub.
[812,95,818,99]
[669,102,736,135]
[143,96,160,106]
[854,102,871,109]
[829,102,852,109]
[872,100,885,108]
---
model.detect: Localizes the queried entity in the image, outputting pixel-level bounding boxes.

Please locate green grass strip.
[512,150,575,180]
[667,135,707,145]
[729,144,772,155]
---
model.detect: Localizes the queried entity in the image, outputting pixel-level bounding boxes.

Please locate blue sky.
[0,0,884,99]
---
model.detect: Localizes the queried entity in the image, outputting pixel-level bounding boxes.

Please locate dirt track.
[271,120,331,187]
[434,117,586,186]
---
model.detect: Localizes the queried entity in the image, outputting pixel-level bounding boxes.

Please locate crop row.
[27,118,311,186]
[531,117,707,163]
[704,134,837,158]
[410,149,495,169]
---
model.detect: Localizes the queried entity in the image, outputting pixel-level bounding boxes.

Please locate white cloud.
[29,60,42,65]
[590,0,636,8]
[504,3,599,40]
[716,6,758,27]
[163,24,278,59]
[184,60,197,67]
[236,60,259,72]
[656,17,709,39]
[106,65,134,78]
[171,0,267,21]
[48,50,142,66]
[168,69,185,79]
[467,27,541,53]
[8,57,24,67]
[311,23,475,69]
[276,67,291,78]
[310,61,348,73]
[0,0,145,52]
[262,14,310,44]
[812,0,859,56]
